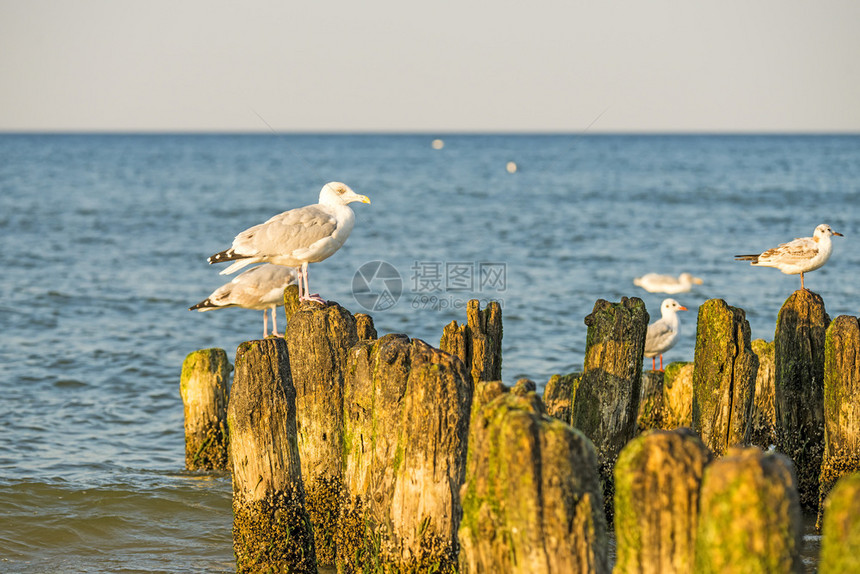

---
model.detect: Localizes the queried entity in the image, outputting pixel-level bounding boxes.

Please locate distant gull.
[644,298,687,371]
[189,264,298,338]
[634,272,703,294]
[208,182,370,303]
[734,224,842,291]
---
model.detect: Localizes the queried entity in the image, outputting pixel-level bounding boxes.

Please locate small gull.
[208,182,370,303]
[189,264,298,338]
[734,224,842,291]
[634,272,703,294]
[644,298,687,371]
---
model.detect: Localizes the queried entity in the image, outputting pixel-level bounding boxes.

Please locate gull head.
[661,298,688,317]
[320,182,371,206]
[814,224,843,240]
[679,272,704,286]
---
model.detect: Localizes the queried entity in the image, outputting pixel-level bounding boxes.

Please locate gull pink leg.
[271,307,282,337]
[300,261,326,304]
[263,309,268,338]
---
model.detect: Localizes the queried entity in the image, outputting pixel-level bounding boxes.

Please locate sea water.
[2,133,858,571]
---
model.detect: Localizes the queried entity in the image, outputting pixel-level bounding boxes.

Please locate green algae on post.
[440,299,503,385]
[228,338,317,573]
[774,289,829,511]
[692,299,758,456]
[817,315,860,529]
[695,446,802,574]
[614,428,712,574]
[286,300,359,566]
[819,472,860,574]
[339,334,472,573]
[662,361,693,429]
[459,382,608,574]
[179,347,231,471]
[748,339,776,449]
[543,372,580,425]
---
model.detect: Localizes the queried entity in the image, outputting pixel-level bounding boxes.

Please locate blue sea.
[2,133,858,572]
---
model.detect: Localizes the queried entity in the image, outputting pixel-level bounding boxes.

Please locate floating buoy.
[432,139,444,150]
[506,161,517,174]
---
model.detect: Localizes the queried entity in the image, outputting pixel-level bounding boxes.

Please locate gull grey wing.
[758,237,818,265]
[231,206,339,258]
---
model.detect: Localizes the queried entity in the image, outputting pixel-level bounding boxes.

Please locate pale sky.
[1,0,858,132]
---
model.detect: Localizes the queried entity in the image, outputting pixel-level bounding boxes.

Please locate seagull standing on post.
[734,224,842,291]
[644,298,687,371]
[208,182,370,303]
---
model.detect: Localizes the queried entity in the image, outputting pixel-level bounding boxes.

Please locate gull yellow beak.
[359,195,371,205]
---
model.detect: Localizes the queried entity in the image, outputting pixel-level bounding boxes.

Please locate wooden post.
[286,301,358,566]
[228,338,316,573]
[180,348,231,471]
[662,362,693,430]
[614,428,713,574]
[774,289,829,511]
[819,472,860,573]
[817,315,860,528]
[572,297,649,520]
[637,370,664,432]
[338,334,473,573]
[459,382,609,574]
[355,312,377,340]
[543,372,580,424]
[440,299,503,384]
[692,299,758,456]
[749,339,777,449]
[695,446,802,574]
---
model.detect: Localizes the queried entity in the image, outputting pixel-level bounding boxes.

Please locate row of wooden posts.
[179,287,860,573]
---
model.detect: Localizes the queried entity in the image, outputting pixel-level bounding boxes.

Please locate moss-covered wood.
[749,339,776,449]
[692,299,758,456]
[695,446,802,574]
[440,299,502,384]
[180,348,231,471]
[662,362,693,430]
[818,472,860,574]
[614,428,713,574]
[338,334,473,573]
[572,297,649,520]
[543,372,580,425]
[228,338,316,573]
[286,301,358,566]
[637,370,664,433]
[774,289,829,511]
[459,382,608,574]
[355,313,377,341]
[817,315,860,529]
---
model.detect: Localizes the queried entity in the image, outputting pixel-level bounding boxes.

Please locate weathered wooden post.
[817,315,860,527]
[228,338,316,573]
[355,313,377,340]
[571,297,649,519]
[459,382,609,574]
[692,299,758,456]
[440,299,502,384]
[543,372,579,424]
[662,362,693,429]
[180,348,231,471]
[695,446,802,574]
[637,370,664,432]
[819,472,860,573]
[338,334,473,573]
[774,289,829,510]
[614,428,713,574]
[749,339,776,449]
[286,300,358,566]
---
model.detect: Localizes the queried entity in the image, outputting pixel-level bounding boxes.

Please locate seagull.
[189,264,298,338]
[208,182,370,303]
[644,298,687,371]
[634,272,704,294]
[734,224,843,291]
